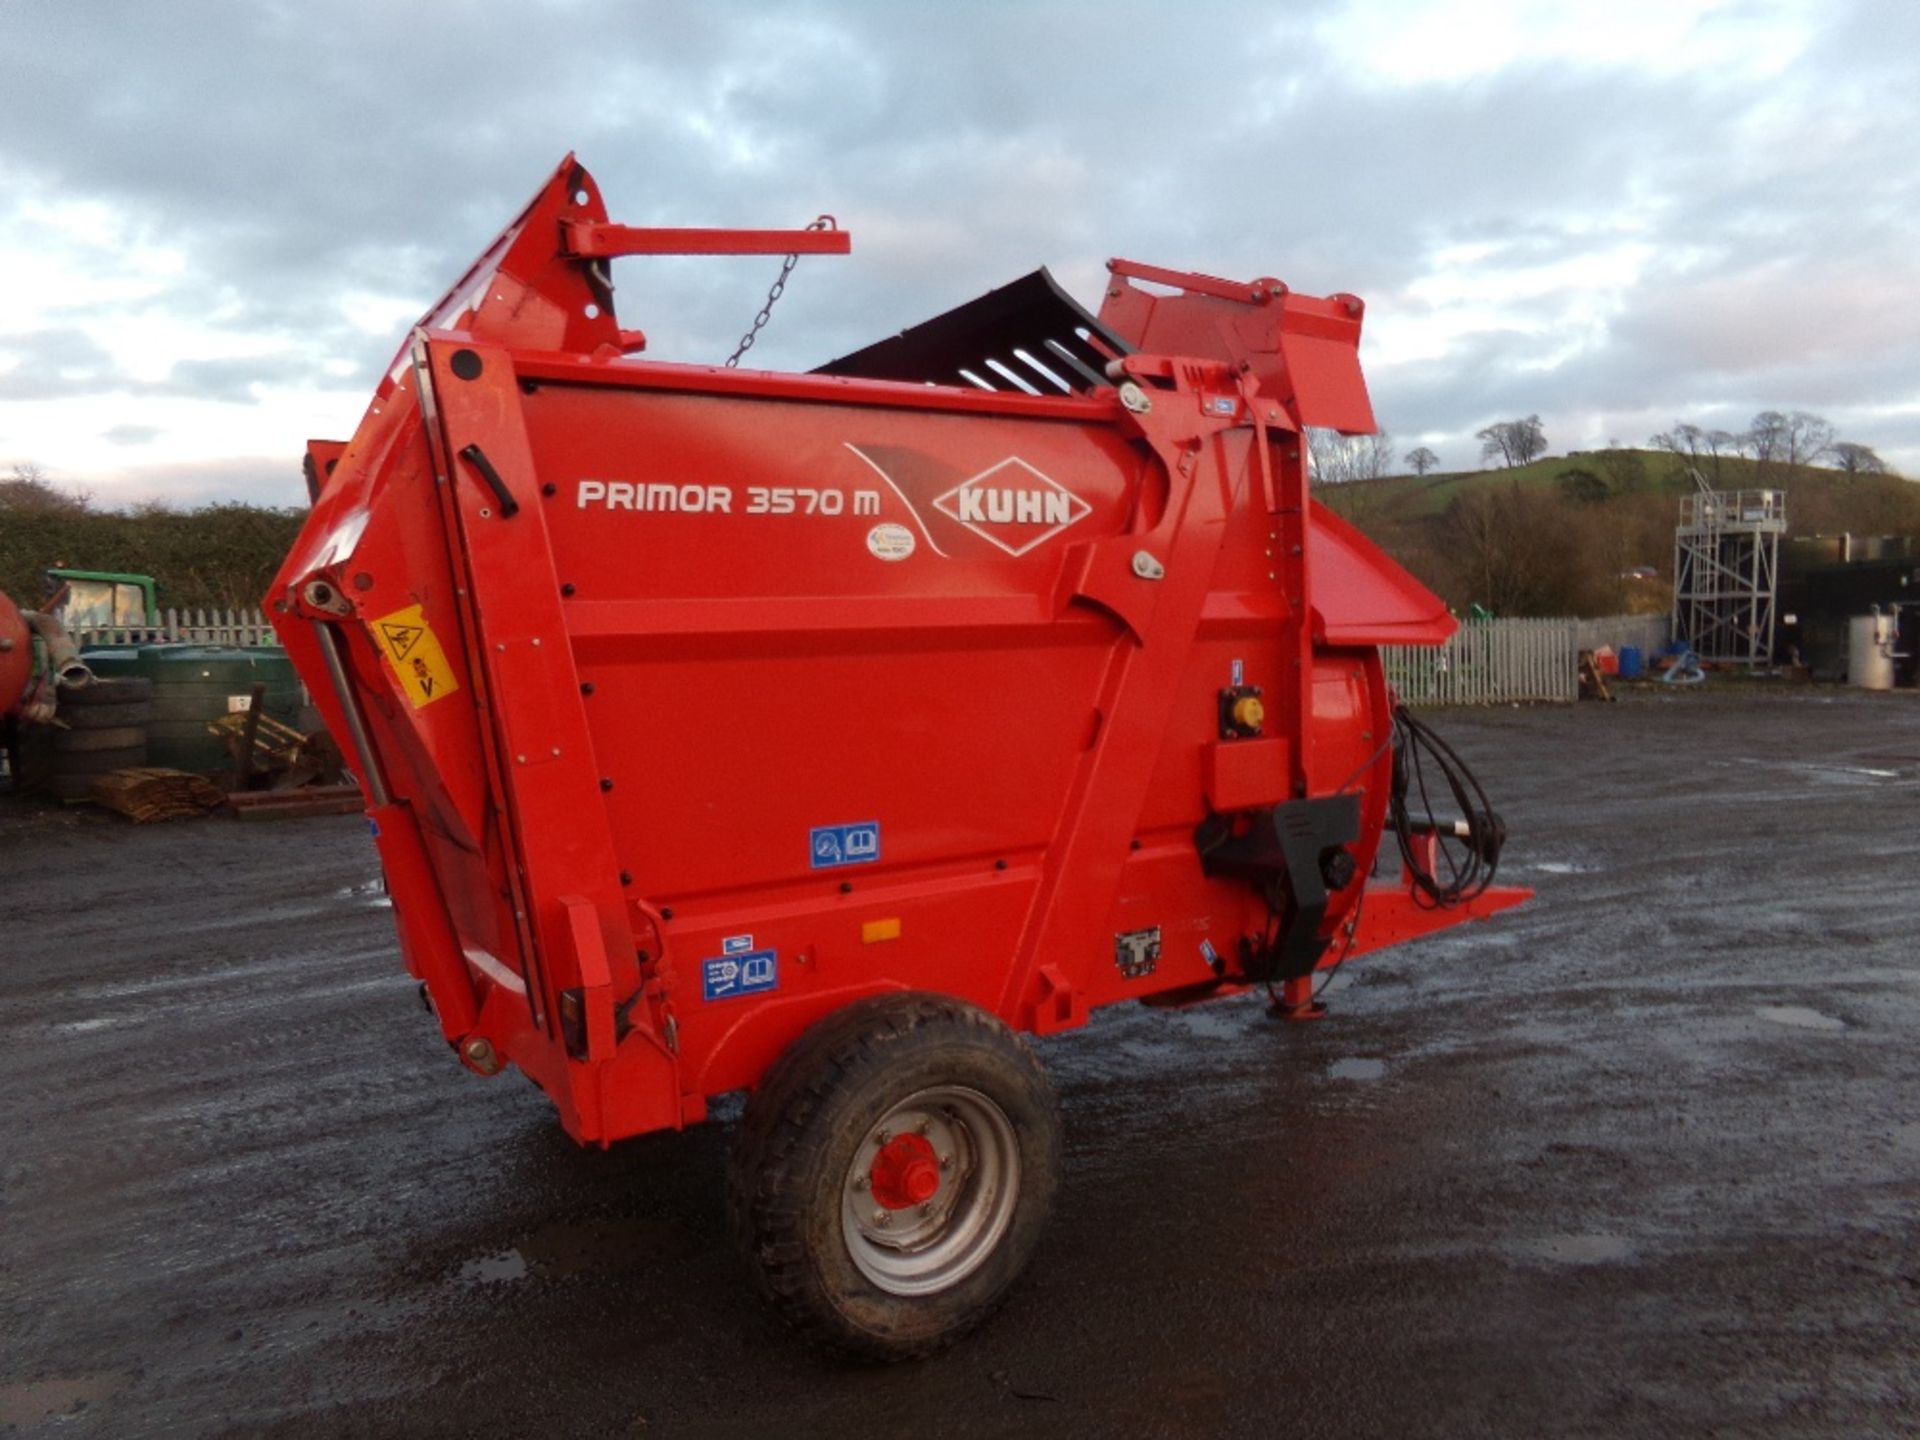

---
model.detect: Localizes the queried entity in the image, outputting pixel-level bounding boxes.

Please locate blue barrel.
[1618,645,1644,679]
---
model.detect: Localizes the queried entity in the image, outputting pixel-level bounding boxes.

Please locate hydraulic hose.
[1388,704,1505,906]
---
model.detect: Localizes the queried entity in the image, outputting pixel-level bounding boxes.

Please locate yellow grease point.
[1231,694,1265,731]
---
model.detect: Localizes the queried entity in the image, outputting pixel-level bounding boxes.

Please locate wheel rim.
[840,1085,1021,1297]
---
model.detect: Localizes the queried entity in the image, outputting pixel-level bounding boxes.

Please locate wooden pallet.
[90,768,227,823]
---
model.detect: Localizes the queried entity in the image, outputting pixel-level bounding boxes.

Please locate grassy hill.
[1328,450,1912,520]
[1316,449,1920,618]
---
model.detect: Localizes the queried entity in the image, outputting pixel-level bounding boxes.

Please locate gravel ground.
[3,686,1917,1439]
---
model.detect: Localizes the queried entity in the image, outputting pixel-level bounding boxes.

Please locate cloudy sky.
[3,0,1916,509]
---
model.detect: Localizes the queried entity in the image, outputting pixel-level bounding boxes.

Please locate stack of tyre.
[52,677,152,801]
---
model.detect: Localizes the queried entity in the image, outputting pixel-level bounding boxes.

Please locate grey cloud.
[0,328,121,400]
[5,0,1920,491]
[0,322,351,407]
[152,353,337,403]
[102,423,163,445]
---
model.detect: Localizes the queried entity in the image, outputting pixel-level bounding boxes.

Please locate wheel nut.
[939,1154,952,1170]
[875,1130,891,1146]
[873,1209,890,1226]
[851,1175,868,1192]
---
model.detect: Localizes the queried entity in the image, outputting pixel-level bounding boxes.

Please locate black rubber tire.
[51,745,145,775]
[727,992,1061,1361]
[59,701,153,729]
[61,677,154,705]
[54,726,147,753]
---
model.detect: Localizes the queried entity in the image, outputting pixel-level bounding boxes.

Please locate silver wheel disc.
[840,1085,1021,1297]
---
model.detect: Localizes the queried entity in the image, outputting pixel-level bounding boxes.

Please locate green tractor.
[42,569,160,635]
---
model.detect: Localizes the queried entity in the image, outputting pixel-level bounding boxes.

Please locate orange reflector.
[861,917,902,944]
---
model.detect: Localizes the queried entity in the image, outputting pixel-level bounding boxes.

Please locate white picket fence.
[1381,613,1672,705]
[68,606,279,650]
[1383,616,1579,705]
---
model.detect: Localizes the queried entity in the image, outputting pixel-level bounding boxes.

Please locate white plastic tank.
[1847,613,1896,690]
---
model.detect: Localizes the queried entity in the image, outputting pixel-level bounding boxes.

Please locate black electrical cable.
[1310,882,1366,1000]
[1388,703,1504,907]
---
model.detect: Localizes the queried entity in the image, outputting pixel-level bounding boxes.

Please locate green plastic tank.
[79,644,302,775]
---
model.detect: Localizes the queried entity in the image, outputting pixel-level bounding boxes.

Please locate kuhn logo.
[931,458,1091,557]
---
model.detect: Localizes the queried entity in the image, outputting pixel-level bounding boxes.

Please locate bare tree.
[1748,410,1834,469]
[1306,427,1353,484]
[1652,423,1699,458]
[1474,415,1547,468]
[1307,429,1395,484]
[1404,445,1440,477]
[1785,412,1835,466]
[1747,411,1786,464]
[1650,422,1741,484]
[1830,441,1889,475]
[0,462,90,515]
[1359,431,1395,481]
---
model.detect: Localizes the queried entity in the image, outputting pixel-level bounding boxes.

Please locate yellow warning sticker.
[371,604,459,709]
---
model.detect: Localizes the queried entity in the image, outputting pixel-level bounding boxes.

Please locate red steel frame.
[270,156,1527,1146]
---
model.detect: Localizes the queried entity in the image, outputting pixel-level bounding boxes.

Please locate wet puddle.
[1168,1005,1248,1041]
[1522,860,1594,876]
[0,1373,125,1427]
[336,878,391,908]
[1327,1057,1387,1082]
[1720,758,1905,785]
[460,1249,529,1284]
[1514,1234,1634,1265]
[1755,1005,1847,1032]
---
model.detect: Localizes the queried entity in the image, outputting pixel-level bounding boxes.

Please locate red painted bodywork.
[1,590,32,716]
[269,156,1528,1146]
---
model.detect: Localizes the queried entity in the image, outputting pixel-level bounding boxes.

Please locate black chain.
[725,215,836,367]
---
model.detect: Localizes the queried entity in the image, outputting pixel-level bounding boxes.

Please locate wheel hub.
[869,1133,942,1210]
[840,1086,1022,1296]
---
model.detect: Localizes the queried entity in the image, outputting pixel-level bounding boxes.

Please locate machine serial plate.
[1115,927,1161,980]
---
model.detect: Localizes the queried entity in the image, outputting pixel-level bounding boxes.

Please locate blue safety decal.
[702,949,778,1002]
[1230,658,1244,687]
[722,934,754,955]
[810,821,880,870]
[1199,938,1220,967]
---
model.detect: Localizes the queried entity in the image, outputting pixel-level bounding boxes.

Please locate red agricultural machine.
[270,156,1528,1357]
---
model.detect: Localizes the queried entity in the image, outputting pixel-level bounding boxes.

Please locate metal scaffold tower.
[1672,486,1786,664]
